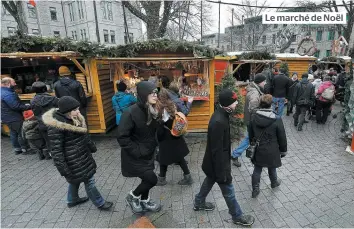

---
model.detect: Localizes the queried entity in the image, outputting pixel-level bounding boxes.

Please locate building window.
[72,31,77,40]
[110,30,115,43]
[248,36,251,44]
[291,35,297,42]
[314,50,320,58]
[290,48,295,53]
[316,30,322,41]
[53,31,60,38]
[107,2,113,21]
[68,3,74,21]
[262,35,266,44]
[283,24,287,27]
[103,29,109,43]
[27,3,36,18]
[101,2,107,19]
[80,29,84,40]
[80,29,87,40]
[77,0,84,19]
[124,33,134,44]
[32,29,39,35]
[326,50,331,57]
[2,5,8,15]
[272,34,276,44]
[7,27,16,36]
[74,31,77,40]
[328,30,335,40]
[50,7,57,21]
[274,24,278,29]
[83,29,87,40]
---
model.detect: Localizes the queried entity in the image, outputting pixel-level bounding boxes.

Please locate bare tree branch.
[122,1,148,22]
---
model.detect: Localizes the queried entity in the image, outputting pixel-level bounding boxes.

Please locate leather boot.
[178,174,193,185]
[156,175,167,186]
[251,177,260,198]
[271,178,281,188]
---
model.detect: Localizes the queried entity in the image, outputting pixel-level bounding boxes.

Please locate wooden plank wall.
[275,58,316,77]
[96,62,116,131]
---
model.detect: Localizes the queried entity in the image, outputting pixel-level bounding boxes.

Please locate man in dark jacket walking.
[1,77,31,154]
[54,66,87,117]
[262,63,273,94]
[194,89,255,226]
[271,68,292,118]
[286,73,299,116]
[31,81,58,159]
[292,73,315,131]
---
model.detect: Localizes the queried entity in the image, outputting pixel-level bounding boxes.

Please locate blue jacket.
[1,87,31,123]
[112,92,137,125]
[167,89,192,116]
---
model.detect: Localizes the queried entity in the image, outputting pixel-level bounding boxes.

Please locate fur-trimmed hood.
[42,108,87,133]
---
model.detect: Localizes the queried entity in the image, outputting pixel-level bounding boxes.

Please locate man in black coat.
[54,66,87,117]
[292,73,315,131]
[194,89,255,226]
[117,81,161,214]
[286,73,299,116]
[271,68,292,118]
[43,96,112,210]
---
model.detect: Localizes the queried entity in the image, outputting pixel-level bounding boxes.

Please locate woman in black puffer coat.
[248,94,287,198]
[43,96,112,210]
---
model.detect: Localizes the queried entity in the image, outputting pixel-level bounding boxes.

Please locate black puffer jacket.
[22,119,41,140]
[43,108,97,184]
[117,82,158,177]
[31,93,58,129]
[202,107,232,184]
[248,109,287,168]
[54,77,87,116]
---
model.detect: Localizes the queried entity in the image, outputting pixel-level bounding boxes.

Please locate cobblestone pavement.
[2,103,354,228]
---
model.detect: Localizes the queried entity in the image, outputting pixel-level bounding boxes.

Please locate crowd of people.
[1,63,346,226]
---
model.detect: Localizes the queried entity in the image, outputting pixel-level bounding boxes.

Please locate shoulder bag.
[246,125,271,159]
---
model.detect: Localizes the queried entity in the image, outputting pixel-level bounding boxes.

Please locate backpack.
[321,85,335,101]
[165,111,188,137]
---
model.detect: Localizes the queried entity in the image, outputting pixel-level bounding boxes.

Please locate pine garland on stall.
[280,62,289,76]
[216,73,244,140]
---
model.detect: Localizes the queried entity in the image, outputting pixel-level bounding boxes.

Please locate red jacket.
[317,81,335,102]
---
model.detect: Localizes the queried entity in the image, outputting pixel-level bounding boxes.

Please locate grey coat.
[244,83,263,125]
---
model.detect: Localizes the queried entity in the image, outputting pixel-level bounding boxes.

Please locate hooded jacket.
[202,107,232,184]
[117,81,158,177]
[292,78,315,106]
[43,108,97,183]
[22,119,41,140]
[31,93,59,128]
[244,82,263,125]
[54,77,87,114]
[317,81,335,102]
[248,109,287,168]
[1,87,31,123]
[272,73,292,98]
[167,89,192,116]
[112,92,137,125]
[312,79,322,94]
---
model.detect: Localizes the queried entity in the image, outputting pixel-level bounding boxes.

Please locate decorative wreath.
[297,36,317,56]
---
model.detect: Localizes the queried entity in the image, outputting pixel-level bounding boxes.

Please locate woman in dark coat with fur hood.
[117,81,161,214]
[248,94,287,198]
[43,96,112,210]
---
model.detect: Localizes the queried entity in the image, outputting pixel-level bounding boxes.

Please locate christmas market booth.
[1,35,222,133]
[274,53,317,77]
[316,56,353,75]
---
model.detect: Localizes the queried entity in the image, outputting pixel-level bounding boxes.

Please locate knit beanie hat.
[219,89,238,107]
[32,81,47,93]
[23,110,34,120]
[58,96,80,114]
[254,73,266,84]
[117,81,127,92]
[59,66,71,76]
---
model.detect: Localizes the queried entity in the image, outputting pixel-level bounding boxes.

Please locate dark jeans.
[316,100,331,124]
[287,100,294,114]
[293,105,308,128]
[133,170,157,200]
[7,121,26,152]
[159,159,190,177]
[67,176,105,207]
[252,165,277,185]
[195,176,243,219]
[38,126,51,155]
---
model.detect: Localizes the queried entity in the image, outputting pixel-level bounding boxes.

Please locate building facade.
[1,0,143,46]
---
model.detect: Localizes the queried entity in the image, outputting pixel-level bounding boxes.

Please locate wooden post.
[209,60,215,116]
[351,134,354,152]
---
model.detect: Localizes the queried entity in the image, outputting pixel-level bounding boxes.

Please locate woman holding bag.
[248,94,287,198]
[155,88,193,186]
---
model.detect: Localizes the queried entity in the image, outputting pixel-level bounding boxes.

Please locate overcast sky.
[208,0,331,34]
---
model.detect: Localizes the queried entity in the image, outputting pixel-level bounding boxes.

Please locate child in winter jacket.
[22,110,50,160]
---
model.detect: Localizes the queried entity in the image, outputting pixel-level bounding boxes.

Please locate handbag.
[246,125,270,159]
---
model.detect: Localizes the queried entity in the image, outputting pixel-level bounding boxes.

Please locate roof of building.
[274,53,317,59]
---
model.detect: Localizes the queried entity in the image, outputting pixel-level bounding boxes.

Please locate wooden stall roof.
[95,56,212,62]
[232,59,281,64]
[274,53,317,60]
[1,51,81,58]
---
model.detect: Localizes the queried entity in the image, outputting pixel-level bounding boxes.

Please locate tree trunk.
[15,1,28,34]
[146,22,160,39]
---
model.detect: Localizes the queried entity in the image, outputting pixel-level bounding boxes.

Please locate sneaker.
[232,158,241,167]
[178,174,193,185]
[141,197,161,212]
[67,197,89,208]
[156,175,167,186]
[251,189,260,198]
[297,126,302,131]
[271,179,281,188]
[125,191,143,214]
[232,214,255,226]
[193,202,215,211]
[98,201,113,210]
[14,150,22,155]
[45,155,52,160]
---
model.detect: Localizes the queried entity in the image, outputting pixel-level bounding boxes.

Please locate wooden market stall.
[274,53,317,76]
[0,51,111,134]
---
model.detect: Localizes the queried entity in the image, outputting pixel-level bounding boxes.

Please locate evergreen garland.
[1,32,222,58]
[216,73,244,140]
[239,51,276,60]
[280,62,289,76]
[342,60,354,142]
